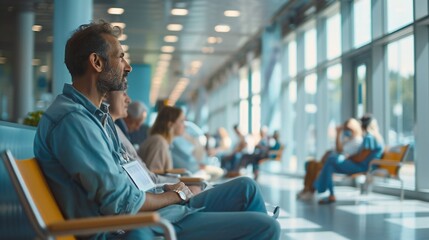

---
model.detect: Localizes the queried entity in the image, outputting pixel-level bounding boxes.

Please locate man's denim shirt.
[34,84,145,219]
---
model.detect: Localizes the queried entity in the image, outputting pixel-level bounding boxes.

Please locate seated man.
[34,21,280,239]
[115,100,149,146]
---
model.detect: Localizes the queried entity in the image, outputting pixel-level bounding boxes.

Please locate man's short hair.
[127,101,148,120]
[65,20,122,78]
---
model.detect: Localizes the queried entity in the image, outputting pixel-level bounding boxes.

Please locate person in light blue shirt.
[34,21,280,239]
[313,114,384,204]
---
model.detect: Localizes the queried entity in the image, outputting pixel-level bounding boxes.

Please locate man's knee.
[229,176,259,192]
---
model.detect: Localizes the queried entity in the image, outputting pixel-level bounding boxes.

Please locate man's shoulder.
[44,94,88,122]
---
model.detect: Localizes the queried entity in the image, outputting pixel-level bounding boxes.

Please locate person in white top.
[298,118,363,200]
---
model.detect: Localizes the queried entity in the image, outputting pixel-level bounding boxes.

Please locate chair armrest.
[152,169,166,175]
[166,168,188,174]
[152,168,190,176]
[48,212,176,240]
[180,177,208,190]
[369,159,403,168]
[179,177,205,183]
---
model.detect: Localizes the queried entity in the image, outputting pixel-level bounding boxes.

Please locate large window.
[239,66,249,135]
[304,28,317,70]
[287,79,298,170]
[305,74,317,158]
[353,0,371,48]
[387,35,414,145]
[386,0,413,33]
[251,59,261,134]
[327,64,342,147]
[356,64,367,117]
[288,40,297,78]
[326,13,341,60]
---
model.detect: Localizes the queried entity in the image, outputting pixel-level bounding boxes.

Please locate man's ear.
[89,53,104,73]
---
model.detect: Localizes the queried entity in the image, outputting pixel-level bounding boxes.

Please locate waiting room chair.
[366,144,410,200]
[153,168,208,189]
[1,150,176,240]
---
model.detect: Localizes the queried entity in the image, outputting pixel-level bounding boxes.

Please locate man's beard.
[96,66,127,94]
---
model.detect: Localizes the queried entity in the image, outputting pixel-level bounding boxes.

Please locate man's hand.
[163,182,194,200]
[140,182,194,211]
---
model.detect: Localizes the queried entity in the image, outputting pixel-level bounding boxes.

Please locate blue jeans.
[314,153,367,196]
[176,177,281,240]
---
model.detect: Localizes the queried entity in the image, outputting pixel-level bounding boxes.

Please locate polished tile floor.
[257,173,429,240]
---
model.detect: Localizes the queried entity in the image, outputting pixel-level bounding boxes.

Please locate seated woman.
[313,114,384,204]
[298,118,363,200]
[137,106,184,172]
[105,91,181,184]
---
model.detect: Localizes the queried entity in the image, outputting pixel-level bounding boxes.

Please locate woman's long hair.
[150,106,183,143]
[361,114,384,144]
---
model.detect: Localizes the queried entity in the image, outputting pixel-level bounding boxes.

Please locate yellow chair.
[366,144,410,200]
[1,150,176,240]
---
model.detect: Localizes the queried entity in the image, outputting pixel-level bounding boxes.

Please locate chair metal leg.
[158,218,177,240]
[400,179,404,201]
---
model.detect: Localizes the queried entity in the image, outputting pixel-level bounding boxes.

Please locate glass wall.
[353,0,371,48]
[327,64,342,147]
[251,59,261,135]
[287,79,297,170]
[326,13,341,60]
[304,28,317,70]
[355,64,367,117]
[239,66,249,135]
[305,74,317,158]
[385,0,413,33]
[386,35,415,146]
[205,0,423,193]
[289,41,297,77]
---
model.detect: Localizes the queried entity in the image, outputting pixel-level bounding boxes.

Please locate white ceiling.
[0,0,297,103]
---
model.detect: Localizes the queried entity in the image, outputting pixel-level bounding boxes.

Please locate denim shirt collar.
[62,83,109,124]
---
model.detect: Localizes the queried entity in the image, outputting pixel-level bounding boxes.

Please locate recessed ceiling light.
[111,22,126,29]
[118,34,127,41]
[207,37,217,44]
[224,10,240,17]
[32,25,42,32]
[107,8,124,15]
[167,24,183,31]
[207,36,223,44]
[164,35,178,42]
[171,8,188,16]
[161,46,175,53]
[215,25,230,32]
